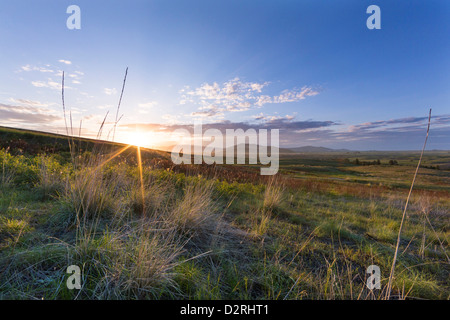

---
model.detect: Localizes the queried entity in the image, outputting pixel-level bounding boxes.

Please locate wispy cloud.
[0,103,61,124]
[190,105,223,118]
[104,88,117,95]
[18,61,83,91]
[58,59,72,65]
[180,77,320,119]
[252,113,296,122]
[347,115,450,133]
[20,65,54,73]
[273,86,319,103]
[31,79,63,90]
[8,98,49,107]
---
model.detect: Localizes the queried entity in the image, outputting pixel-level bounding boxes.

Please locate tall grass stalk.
[385,109,431,300]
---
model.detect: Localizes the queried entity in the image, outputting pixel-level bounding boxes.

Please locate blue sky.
[0,0,449,150]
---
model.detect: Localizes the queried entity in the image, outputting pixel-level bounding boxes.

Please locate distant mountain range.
[165,143,351,154]
[286,146,351,153]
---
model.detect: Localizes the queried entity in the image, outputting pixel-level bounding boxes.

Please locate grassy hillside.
[0,125,170,163]
[0,127,448,300]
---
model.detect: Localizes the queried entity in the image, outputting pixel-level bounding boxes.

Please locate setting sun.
[125,131,149,148]
[121,130,169,150]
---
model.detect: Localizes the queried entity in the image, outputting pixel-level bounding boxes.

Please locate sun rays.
[136,145,145,215]
[99,143,146,215]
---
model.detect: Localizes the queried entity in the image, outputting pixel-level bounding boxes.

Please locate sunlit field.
[0,126,448,300]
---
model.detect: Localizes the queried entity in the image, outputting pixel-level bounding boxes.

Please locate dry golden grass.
[169,180,217,233]
[263,176,284,210]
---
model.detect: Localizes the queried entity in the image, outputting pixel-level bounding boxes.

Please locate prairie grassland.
[0,135,448,300]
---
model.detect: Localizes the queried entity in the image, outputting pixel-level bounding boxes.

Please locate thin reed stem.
[385,109,432,300]
[112,67,128,142]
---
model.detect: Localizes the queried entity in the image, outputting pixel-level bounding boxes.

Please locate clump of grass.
[35,155,66,200]
[128,179,171,218]
[1,148,15,188]
[169,180,216,233]
[263,176,284,211]
[120,223,182,298]
[61,166,121,223]
[0,244,70,299]
[70,218,183,299]
[253,209,271,237]
[1,218,29,234]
